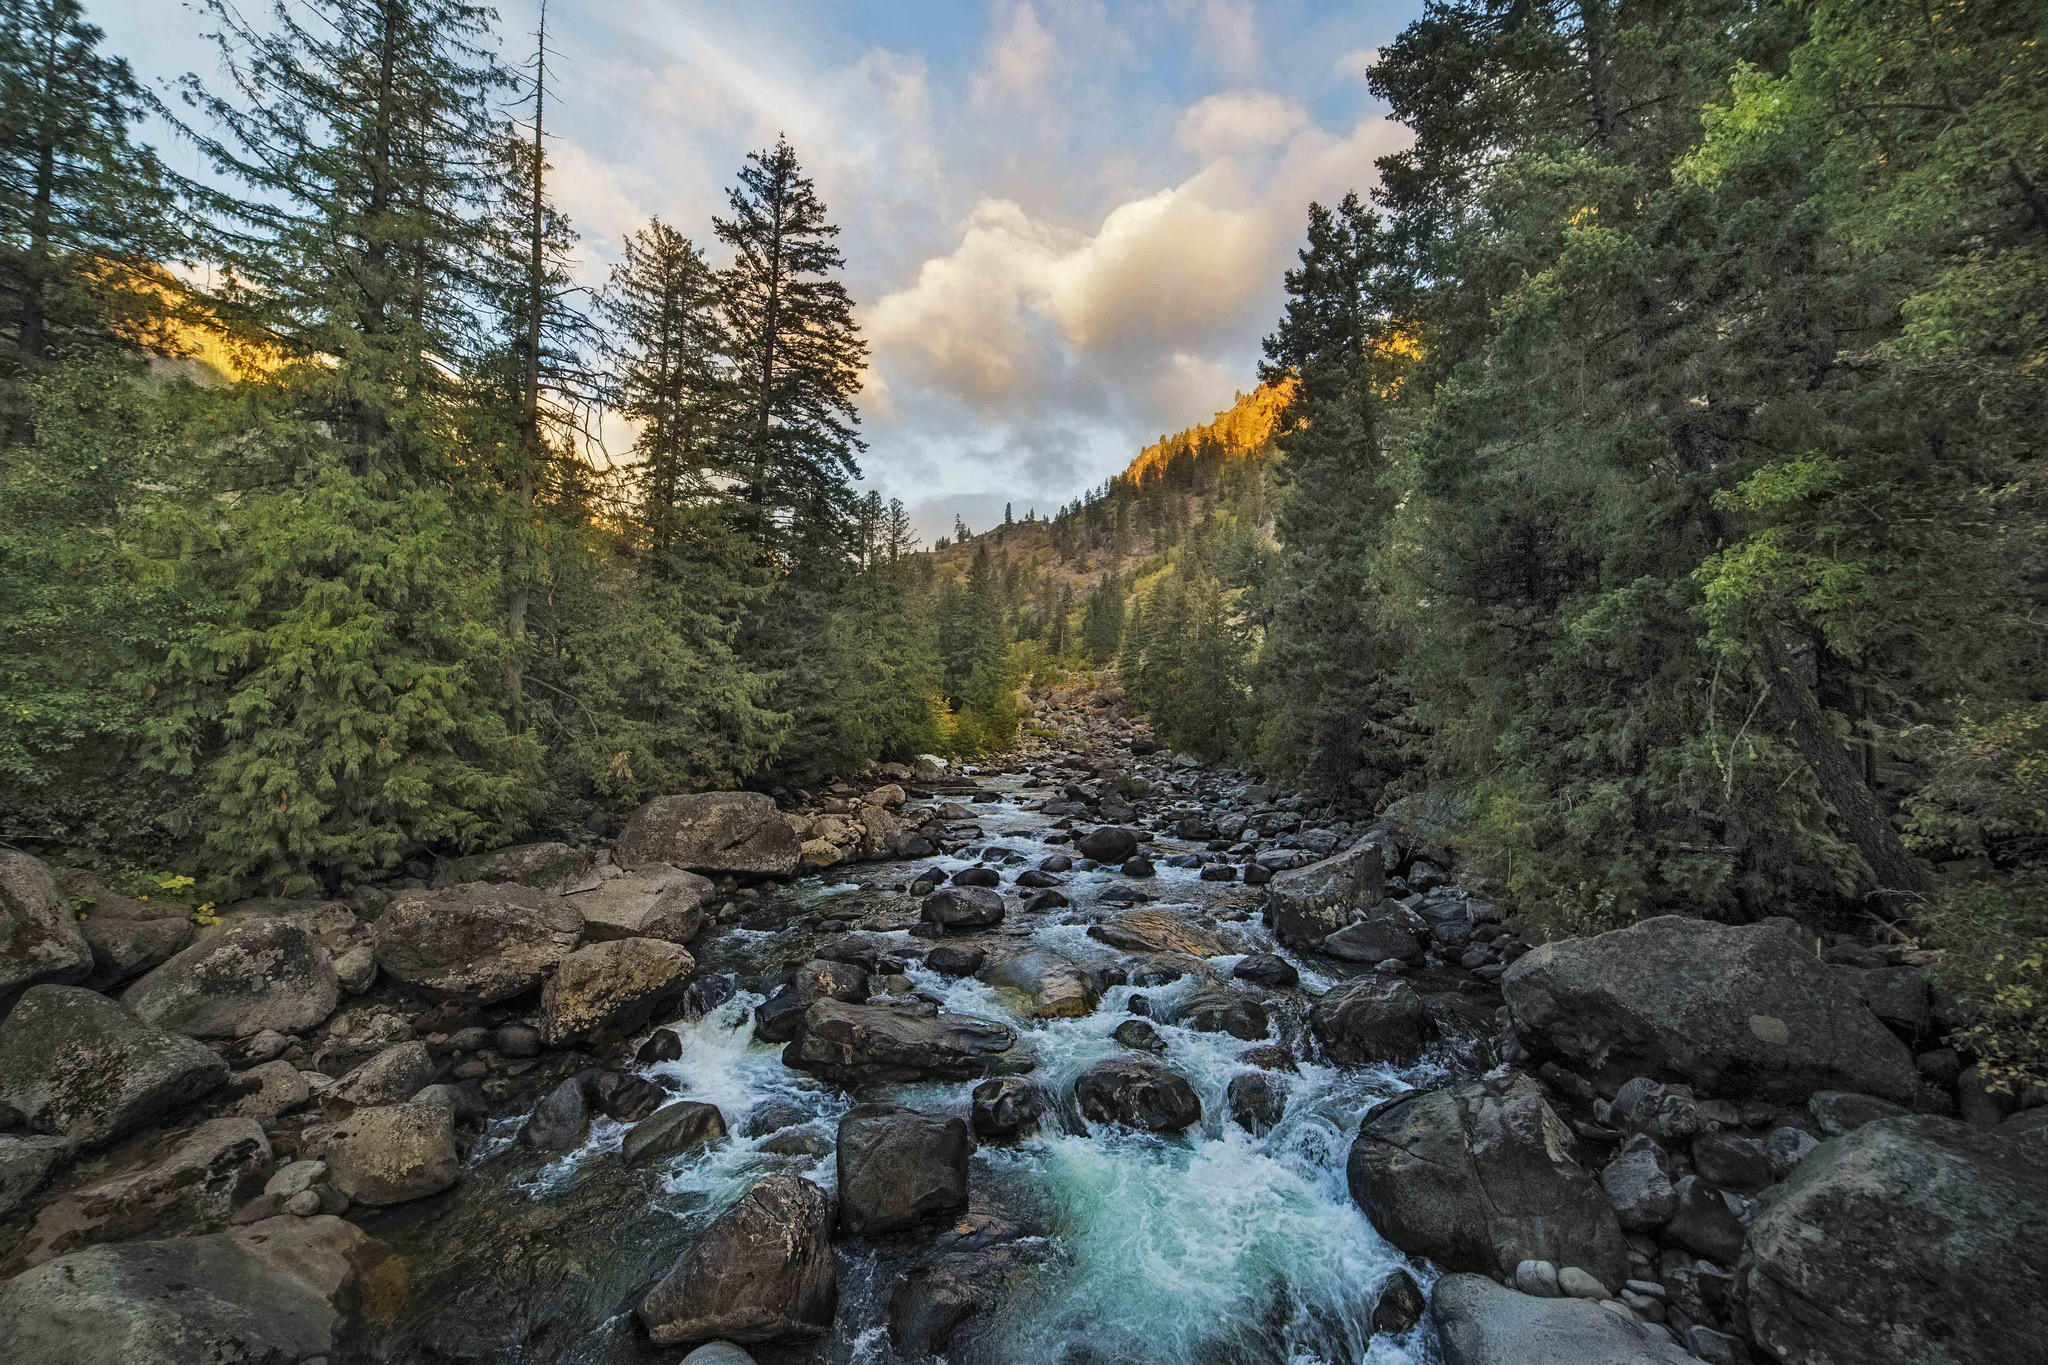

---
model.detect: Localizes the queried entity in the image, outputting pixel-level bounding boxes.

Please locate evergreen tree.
[714,136,866,560]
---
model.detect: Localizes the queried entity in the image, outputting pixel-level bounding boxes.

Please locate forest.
[1,0,2044,1089]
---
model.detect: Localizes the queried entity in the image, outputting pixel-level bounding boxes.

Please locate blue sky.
[98,1,1419,538]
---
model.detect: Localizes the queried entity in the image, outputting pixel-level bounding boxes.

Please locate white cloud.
[969,1,1058,108]
[1333,47,1381,82]
[1176,91,1309,158]
[1172,0,1261,82]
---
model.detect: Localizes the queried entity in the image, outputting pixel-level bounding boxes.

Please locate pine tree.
[714,136,866,561]
[0,0,181,437]
[604,218,735,559]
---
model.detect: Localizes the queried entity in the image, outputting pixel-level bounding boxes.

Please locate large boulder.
[371,882,582,1005]
[888,1205,1055,1357]
[306,1102,460,1206]
[432,840,601,893]
[566,866,713,944]
[539,938,694,1046]
[980,948,1098,1019]
[1086,908,1225,957]
[1739,1115,2048,1365]
[1346,1073,1630,1290]
[0,985,227,1146]
[1320,902,1428,966]
[1309,975,1436,1065]
[0,1214,405,1365]
[59,870,192,985]
[0,1134,73,1219]
[0,850,92,1000]
[1266,844,1384,949]
[921,886,1005,932]
[637,1175,836,1346]
[1073,1058,1202,1133]
[1075,826,1140,862]
[328,1041,439,1109]
[1429,1272,1698,1365]
[120,918,339,1039]
[783,999,1027,1088]
[837,1105,971,1237]
[1502,916,1916,1102]
[616,793,801,877]
[1,1117,270,1273]
[754,959,870,1043]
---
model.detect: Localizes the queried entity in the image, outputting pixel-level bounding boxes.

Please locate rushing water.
[375,774,1467,1364]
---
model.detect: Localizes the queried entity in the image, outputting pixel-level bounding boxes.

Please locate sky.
[97,0,1418,540]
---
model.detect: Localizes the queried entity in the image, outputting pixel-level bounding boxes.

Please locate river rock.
[837,1104,971,1237]
[624,1101,727,1166]
[1429,1272,1698,1365]
[888,1204,1055,1356]
[64,873,193,985]
[921,886,1005,932]
[521,1076,589,1151]
[1502,915,1917,1101]
[307,1102,460,1205]
[981,948,1098,1019]
[118,917,338,1040]
[539,938,693,1046]
[756,958,871,1044]
[2,1116,270,1273]
[0,1134,73,1219]
[1073,1057,1201,1133]
[0,850,91,1000]
[372,882,582,1005]
[1739,1115,2048,1365]
[1600,1133,1678,1231]
[970,1078,1046,1142]
[1266,844,1384,949]
[924,942,986,976]
[1372,1267,1427,1335]
[1086,907,1224,956]
[0,985,227,1146]
[1346,1073,1629,1290]
[329,1041,438,1109]
[566,865,714,944]
[1075,826,1140,862]
[1175,983,1270,1041]
[1226,1071,1289,1136]
[637,1175,836,1345]
[1309,975,1436,1065]
[783,999,1027,1087]
[1232,953,1299,989]
[434,841,601,894]
[1320,908,1427,966]
[616,792,801,876]
[0,1214,403,1365]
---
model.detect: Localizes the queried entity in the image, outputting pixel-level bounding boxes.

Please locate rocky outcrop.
[782,999,1027,1087]
[0,850,92,1000]
[1739,1115,2048,1365]
[120,918,339,1039]
[1265,844,1383,949]
[371,882,582,1005]
[1503,916,1916,1101]
[637,1175,836,1346]
[1073,1058,1201,1133]
[0,985,227,1146]
[2,1117,270,1272]
[1429,1272,1698,1365]
[1309,975,1435,1065]
[836,1105,971,1237]
[0,1215,405,1365]
[433,840,601,893]
[1347,1073,1630,1290]
[538,937,693,1046]
[616,793,801,876]
[307,1102,460,1205]
[566,866,713,944]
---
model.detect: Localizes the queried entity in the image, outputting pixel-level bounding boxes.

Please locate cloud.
[1171,0,1261,82]
[969,1,1058,108]
[1175,90,1309,159]
[1333,47,1381,82]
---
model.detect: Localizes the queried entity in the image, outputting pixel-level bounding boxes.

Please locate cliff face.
[1121,379,1292,485]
